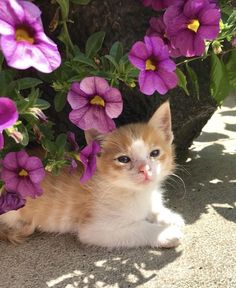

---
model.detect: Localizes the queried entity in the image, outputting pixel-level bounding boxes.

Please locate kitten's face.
[96,123,174,191]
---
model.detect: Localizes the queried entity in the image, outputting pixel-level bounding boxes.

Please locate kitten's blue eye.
[117,156,131,163]
[150,149,160,158]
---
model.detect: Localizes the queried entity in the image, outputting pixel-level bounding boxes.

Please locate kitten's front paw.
[158,211,185,228]
[157,226,183,248]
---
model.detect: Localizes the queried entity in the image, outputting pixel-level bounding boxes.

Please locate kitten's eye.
[117,156,131,163]
[150,149,160,158]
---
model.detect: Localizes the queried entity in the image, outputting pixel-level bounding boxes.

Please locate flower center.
[19,169,28,177]
[15,25,35,44]
[90,95,105,107]
[187,19,200,33]
[145,59,156,71]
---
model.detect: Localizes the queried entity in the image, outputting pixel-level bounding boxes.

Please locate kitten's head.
[85,102,175,191]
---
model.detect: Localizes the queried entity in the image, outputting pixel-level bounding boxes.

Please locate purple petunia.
[164,0,221,57]
[0,97,19,150]
[129,35,178,95]
[0,0,61,72]
[141,0,180,11]
[67,77,123,133]
[79,141,101,183]
[0,191,26,215]
[1,150,45,198]
[146,16,181,58]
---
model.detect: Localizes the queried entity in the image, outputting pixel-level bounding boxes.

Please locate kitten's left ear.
[84,129,105,144]
[148,101,174,144]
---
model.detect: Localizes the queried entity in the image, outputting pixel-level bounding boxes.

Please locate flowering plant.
[0,0,235,214]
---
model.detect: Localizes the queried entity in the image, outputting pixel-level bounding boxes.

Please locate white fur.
[79,184,184,248]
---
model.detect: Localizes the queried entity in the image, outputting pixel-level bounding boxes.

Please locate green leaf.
[56,133,67,147]
[85,31,105,59]
[210,53,230,105]
[109,41,123,62]
[34,99,51,110]
[104,55,119,70]
[56,0,69,20]
[185,63,200,99]
[73,52,97,68]
[14,77,42,90]
[225,50,236,92]
[176,68,189,96]
[0,71,14,95]
[17,124,29,146]
[70,0,91,4]
[54,91,67,112]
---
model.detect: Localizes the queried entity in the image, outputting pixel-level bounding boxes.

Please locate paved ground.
[0,95,236,288]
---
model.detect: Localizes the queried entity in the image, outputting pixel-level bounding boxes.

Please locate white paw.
[157,226,183,248]
[158,212,185,228]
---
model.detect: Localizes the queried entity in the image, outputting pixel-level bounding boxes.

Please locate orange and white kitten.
[0,102,184,248]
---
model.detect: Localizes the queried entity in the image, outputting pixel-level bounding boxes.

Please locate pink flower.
[79,141,101,183]
[67,77,123,133]
[0,97,18,150]
[1,150,45,198]
[129,36,178,95]
[0,0,61,72]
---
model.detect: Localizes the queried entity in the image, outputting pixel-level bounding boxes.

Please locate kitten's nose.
[139,164,152,180]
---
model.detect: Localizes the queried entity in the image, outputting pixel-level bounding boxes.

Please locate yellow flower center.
[75,154,81,162]
[15,27,34,44]
[187,19,200,33]
[19,169,28,177]
[145,59,156,71]
[90,95,105,107]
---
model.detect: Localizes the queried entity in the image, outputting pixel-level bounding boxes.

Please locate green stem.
[63,21,75,56]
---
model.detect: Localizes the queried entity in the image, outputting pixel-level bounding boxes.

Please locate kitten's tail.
[0,222,34,244]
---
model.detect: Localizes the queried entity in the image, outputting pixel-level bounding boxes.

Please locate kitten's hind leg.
[0,211,35,244]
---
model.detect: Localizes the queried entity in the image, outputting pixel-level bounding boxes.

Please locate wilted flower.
[0,0,61,73]
[146,16,181,58]
[232,36,236,46]
[0,97,19,150]
[79,141,101,183]
[1,150,45,198]
[0,191,26,215]
[164,0,221,57]
[129,36,178,95]
[67,77,123,133]
[141,0,180,11]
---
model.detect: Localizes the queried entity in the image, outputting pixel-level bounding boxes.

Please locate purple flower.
[67,77,123,133]
[0,0,61,73]
[128,35,178,95]
[146,16,181,58]
[0,191,26,215]
[67,132,79,151]
[0,97,19,150]
[164,0,221,57]
[141,0,180,11]
[1,150,45,198]
[232,36,236,47]
[79,141,101,183]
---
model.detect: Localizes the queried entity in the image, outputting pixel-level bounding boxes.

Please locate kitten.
[0,101,185,248]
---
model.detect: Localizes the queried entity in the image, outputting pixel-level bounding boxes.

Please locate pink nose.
[139,164,152,180]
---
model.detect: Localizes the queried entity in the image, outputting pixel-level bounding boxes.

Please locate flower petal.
[16,150,29,168]
[79,77,97,96]
[183,0,205,18]
[158,59,176,72]
[0,97,18,131]
[144,36,165,57]
[2,152,18,170]
[198,7,220,25]
[94,77,110,96]
[5,176,20,192]
[28,167,45,183]
[104,88,123,118]
[158,69,178,91]
[17,178,43,198]
[0,191,25,215]
[128,41,149,70]
[67,82,89,109]
[0,132,4,150]
[138,71,156,96]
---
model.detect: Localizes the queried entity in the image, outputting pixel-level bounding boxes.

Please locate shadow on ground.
[0,232,181,288]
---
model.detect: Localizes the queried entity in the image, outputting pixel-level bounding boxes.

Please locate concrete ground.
[1,95,236,288]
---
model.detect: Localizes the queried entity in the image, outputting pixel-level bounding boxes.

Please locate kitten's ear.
[84,129,105,144]
[148,101,173,143]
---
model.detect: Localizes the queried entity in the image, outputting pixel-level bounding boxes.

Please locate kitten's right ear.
[148,101,173,144]
[84,129,105,144]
